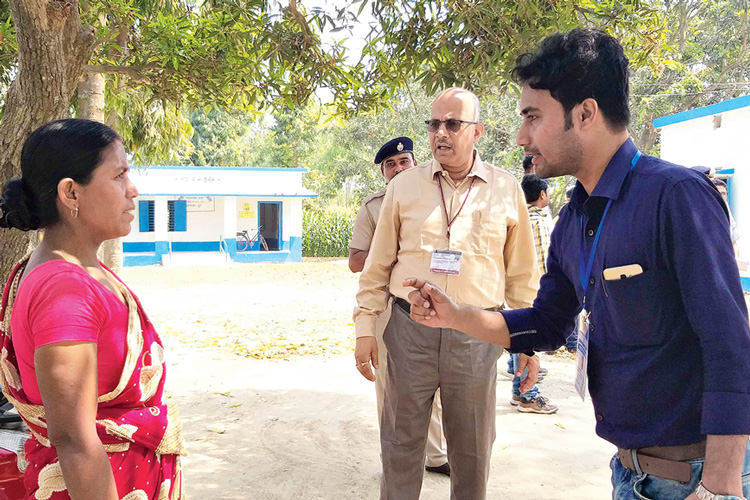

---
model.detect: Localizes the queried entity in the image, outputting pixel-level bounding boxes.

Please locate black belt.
[394,297,411,314]
[394,297,502,315]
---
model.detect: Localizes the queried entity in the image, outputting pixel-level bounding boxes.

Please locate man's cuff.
[354,315,377,339]
[702,392,750,435]
[501,308,539,353]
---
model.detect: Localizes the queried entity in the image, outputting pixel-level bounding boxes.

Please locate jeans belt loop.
[631,449,644,475]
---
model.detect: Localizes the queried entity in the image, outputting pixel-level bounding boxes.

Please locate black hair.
[0,119,121,231]
[522,155,534,173]
[513,28,630,131]
[712,178,727,188]
[521,174,548,204]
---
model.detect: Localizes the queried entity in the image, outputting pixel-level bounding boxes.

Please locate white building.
[123,166,317,266]
[654,94,750,288]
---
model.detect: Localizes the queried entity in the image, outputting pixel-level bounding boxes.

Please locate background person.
[0,119,186,500]
[354,87,539,500]
[404,28,750,500]
[712,178,740,257]
[505,173,558,415]
[349,137,449,476]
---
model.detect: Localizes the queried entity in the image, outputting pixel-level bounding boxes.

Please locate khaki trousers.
[375,300,447,467]
[380,303,502,500]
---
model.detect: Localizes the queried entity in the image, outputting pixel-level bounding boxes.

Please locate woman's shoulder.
[21,260,96,293]
[17,260,107,313]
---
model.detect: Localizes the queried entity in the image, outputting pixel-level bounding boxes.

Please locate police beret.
[374,137,413,165]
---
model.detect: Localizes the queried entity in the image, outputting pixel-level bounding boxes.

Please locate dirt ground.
[121,260,617,500]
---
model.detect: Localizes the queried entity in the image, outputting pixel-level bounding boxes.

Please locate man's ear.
[57,178,79,211]
[473,122,485,142]
[578,98,599,129]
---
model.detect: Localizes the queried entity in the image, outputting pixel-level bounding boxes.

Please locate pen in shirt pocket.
[473,210,482,226]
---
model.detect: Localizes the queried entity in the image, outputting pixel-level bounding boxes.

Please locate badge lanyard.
[578,151,641,311]
[436,174,476,239]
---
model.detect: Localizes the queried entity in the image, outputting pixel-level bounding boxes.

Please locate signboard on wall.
[180,196,215,212]
[239,203,256,219]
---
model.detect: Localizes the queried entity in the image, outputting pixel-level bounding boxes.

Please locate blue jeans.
[566,317,578,351]
[511,353,539,401]
[611,442,750,499]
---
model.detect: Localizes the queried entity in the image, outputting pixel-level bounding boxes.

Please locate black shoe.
[425,462,450,476]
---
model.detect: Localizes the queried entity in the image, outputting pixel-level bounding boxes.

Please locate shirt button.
[596,414,604,422]
[589,277,595,285]
[587,229,595,237]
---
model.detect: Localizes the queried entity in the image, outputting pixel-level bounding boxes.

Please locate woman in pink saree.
[0,119,186,500]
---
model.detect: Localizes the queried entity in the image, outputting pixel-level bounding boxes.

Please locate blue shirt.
[503,138,750,449]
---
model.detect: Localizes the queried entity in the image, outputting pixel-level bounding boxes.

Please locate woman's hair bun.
[0,178,39,231]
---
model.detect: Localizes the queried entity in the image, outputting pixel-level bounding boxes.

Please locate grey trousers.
[380,303,503,500]
[374,299,448,466]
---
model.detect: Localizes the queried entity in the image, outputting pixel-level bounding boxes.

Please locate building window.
[168,200,187,232]
[139,200,154,232]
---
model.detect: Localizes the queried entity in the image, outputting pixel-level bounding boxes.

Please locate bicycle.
[236,227,269,252]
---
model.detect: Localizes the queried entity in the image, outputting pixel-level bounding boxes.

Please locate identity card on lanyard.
[430,175,476,277]
[575,150,641,401]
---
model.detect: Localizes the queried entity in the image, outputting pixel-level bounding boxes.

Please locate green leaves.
[302,208,356,257]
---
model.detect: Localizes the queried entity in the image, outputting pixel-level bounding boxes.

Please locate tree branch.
[84,64,154,83]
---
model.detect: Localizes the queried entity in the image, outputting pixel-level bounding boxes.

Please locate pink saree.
[0,259,186,500]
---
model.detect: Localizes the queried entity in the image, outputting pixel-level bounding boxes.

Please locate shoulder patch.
[363,191,386,205]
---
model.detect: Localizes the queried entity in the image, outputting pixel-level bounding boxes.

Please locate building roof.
[653,94,750,129]
[131,165,317,198]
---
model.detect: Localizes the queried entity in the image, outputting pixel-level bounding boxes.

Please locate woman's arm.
[35,341,118,500]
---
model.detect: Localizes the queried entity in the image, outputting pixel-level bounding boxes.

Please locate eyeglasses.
[425,119,478,133]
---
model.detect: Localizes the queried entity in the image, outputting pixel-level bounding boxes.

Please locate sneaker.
[518,396,558,414]
[539,367,549,376]
[510,395,521,406]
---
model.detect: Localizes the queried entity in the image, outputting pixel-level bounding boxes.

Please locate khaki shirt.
[354,151,540,338]
[350,191,385,251]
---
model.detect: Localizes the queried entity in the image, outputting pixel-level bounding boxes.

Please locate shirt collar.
[431,149,489,183]
[569,138,638,212]
[527,204,544,215]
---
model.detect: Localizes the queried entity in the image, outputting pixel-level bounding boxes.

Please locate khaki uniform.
[350,191,447,467]
[355,152,539,500]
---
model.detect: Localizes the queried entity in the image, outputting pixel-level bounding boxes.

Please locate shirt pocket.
[602,269,675,346]
[478,210,506,257]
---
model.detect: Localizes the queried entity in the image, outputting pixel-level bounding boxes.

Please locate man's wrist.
[694,481,746,500]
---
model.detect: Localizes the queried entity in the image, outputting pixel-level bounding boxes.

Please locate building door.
[259,202,281,251]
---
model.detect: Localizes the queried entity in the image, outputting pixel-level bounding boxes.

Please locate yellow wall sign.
[239,210,256,219]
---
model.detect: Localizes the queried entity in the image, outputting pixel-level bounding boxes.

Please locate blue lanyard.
[579,151,641,309]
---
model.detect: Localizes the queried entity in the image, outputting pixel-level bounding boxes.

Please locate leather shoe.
[425,462,450,476]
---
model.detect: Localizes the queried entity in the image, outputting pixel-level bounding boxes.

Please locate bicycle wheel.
[260,235,269,251]
[237,233,250,251]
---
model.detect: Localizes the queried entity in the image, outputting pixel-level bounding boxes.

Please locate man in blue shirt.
[402,28,750,500]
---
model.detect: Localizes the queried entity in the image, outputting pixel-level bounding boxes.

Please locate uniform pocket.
[603,269,676,346]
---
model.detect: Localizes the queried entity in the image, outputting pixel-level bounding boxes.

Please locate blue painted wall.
[123,236,302,266]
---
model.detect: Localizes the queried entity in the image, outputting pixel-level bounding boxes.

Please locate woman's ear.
[57,178,79,211]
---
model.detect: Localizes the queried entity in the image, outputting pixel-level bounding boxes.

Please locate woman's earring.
[71,207,79,219]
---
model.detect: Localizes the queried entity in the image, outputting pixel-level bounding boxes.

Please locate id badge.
[429,250,462,275]
[574,309,590,401]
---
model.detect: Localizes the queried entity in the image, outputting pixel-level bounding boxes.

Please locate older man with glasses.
[354,87,540,500]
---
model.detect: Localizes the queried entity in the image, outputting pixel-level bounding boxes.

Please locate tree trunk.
[77,71,123,272]
[0,0,96,278]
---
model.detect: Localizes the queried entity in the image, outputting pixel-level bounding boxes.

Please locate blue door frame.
[258,201,282,251]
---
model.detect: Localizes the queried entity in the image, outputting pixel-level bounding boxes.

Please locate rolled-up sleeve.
[354,184,400,338]
[663,178,750,435]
